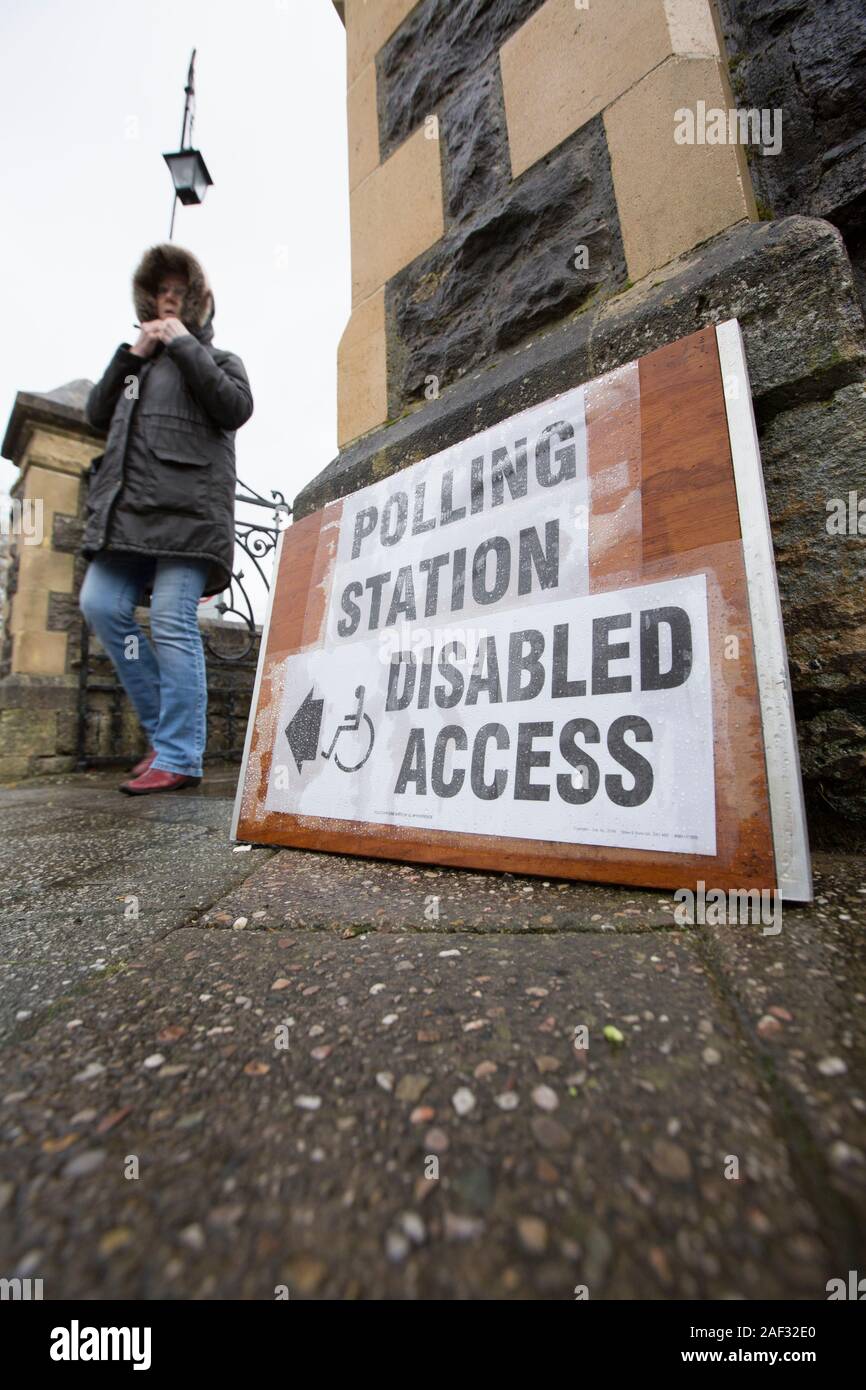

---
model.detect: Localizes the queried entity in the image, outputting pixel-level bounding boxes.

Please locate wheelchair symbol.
[321,684,375,773]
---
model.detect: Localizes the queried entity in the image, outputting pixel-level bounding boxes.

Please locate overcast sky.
[0,0,350,524]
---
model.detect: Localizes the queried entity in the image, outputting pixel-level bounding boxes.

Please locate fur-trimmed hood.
[132,243,215,342]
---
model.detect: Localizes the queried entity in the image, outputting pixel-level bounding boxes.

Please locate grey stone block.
[716,0,866,283]
[387,115,625,411]
[376,0,544,162]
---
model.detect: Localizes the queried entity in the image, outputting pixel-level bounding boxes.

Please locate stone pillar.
[0,382,99,778]
[306,0,866,835]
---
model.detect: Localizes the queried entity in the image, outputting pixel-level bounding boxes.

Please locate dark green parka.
[81,243,253,596]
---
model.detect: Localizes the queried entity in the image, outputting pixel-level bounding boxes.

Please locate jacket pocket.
[84,452,105,488]
[144,421,216,465]
[84,454,108,514]
[142,419,222,513]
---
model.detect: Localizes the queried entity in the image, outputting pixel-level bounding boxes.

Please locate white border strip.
[716,320,812,901]
[230,526,286,841]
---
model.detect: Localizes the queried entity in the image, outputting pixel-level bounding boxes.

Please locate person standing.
[79,243,253,794]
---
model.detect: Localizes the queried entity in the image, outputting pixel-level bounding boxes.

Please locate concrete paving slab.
[0,924,842,1300]
[2,764,241,801]
[1,773,863,1301]
[198,844,682,935]
[0,781,239,829]
[702,854,866,1212]
[0,817,201,911]
[0,792,272,1043]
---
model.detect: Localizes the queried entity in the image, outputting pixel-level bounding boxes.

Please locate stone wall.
[335,0,755,446]
[715,0,866,309]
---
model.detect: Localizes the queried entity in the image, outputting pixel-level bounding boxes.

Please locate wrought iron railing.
[75,479,291,768]
[202,477,292,660]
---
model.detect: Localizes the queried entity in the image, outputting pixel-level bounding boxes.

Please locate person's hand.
[129,321,163,358]
[158,316,191,343]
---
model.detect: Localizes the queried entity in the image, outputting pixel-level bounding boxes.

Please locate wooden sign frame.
[231,321,811,901]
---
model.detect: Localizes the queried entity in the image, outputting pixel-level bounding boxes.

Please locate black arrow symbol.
[285,688,324,773]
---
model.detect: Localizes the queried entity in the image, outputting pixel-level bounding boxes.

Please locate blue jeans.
[80,554,210,777]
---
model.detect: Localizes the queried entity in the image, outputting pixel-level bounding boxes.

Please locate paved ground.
[0,771,864,1299]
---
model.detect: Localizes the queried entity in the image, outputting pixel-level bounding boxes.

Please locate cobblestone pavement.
[0,775,864,1299]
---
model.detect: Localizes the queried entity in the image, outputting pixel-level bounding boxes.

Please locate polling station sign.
[232,322,811,900]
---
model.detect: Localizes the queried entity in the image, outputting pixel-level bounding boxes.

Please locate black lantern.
[165,49,213,238]
[163,148,213,206]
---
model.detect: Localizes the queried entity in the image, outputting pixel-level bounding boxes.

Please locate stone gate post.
[0,382,98,778]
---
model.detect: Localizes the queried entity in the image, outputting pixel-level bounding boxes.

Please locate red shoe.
[119,768,202,795]
[130,747,157,777]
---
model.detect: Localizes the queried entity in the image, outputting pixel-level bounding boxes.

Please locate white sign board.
[265,572,715,854]
[262,385,716,856]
